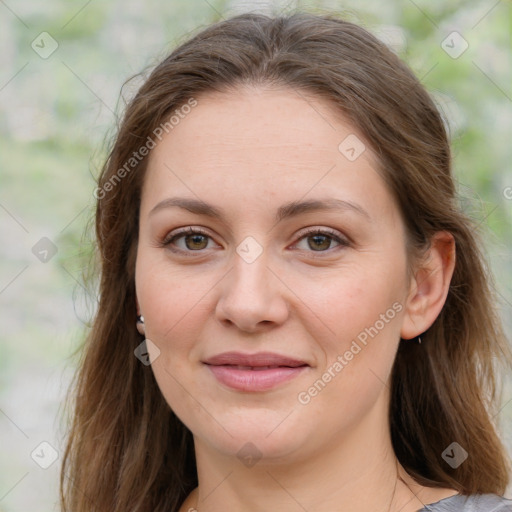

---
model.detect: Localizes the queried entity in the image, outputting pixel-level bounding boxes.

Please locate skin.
[135,86,458,512]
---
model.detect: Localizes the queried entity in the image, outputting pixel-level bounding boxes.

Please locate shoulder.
[419,493,512,511]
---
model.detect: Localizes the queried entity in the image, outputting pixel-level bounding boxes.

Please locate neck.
[189,390,422,512]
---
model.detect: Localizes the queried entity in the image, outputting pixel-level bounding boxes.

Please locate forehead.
[141,86,398,226]
[152,86,372,163]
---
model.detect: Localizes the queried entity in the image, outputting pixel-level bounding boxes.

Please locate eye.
[293,227,349,254]
[162,227,217,254]
[161,226,349,256]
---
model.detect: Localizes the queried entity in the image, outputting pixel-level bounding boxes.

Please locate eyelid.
[161,226,212,245]
[292,227,350,253]
[161,225,350,255]
[161,227,218,255]
[295,226,347,242]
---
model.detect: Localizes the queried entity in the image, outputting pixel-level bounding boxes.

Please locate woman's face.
[135,86,413,462]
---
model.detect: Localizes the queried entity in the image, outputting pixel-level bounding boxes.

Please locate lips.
[203,351,308,368]
[203,351,309,392]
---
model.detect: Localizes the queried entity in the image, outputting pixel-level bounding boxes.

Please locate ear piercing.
[136,315,145,336]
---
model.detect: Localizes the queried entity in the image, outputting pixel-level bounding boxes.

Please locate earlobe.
[400,231,456,340]
[135,295,145,335]
[136,315,145,336]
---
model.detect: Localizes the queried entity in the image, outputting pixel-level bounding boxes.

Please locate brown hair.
[60,11,512,512]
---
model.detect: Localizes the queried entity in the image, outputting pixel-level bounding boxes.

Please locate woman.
[60,11,512,512]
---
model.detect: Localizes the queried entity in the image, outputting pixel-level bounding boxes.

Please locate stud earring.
[136,315,145,336]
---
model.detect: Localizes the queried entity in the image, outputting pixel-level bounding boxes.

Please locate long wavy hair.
[60,11,512,512]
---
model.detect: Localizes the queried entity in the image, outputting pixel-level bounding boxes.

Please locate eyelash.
[161,226,349,257]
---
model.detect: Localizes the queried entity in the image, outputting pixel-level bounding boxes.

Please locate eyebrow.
[149,196,371,223]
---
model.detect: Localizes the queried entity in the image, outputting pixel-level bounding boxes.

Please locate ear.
[135,294,141,316]
[400,231,456,340]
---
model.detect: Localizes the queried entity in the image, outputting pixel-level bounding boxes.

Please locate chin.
[190,408,315,464]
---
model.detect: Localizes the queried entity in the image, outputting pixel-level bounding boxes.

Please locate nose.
[215,250,289,333]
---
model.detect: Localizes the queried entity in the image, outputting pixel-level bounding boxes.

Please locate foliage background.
[0,0,511,510]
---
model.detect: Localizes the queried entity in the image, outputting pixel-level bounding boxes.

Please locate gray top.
[418,493,512,511]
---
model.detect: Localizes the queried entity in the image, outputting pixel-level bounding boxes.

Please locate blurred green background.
[1,0,511,510]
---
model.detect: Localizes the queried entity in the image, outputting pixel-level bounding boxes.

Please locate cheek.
[135,258,215,408]
[136,262,207,424]
[295,281,403,437]
[304,263,405,393]
[136,254,210,342]
[304,262,405,345]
